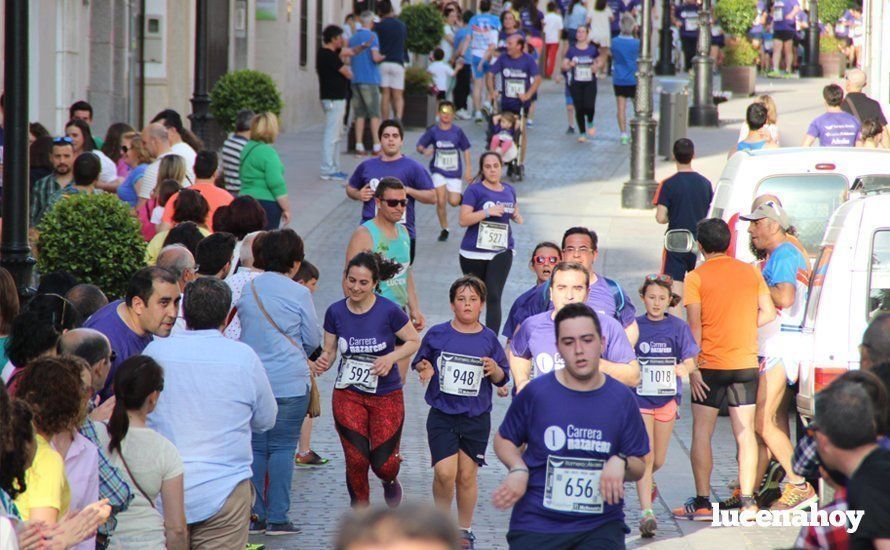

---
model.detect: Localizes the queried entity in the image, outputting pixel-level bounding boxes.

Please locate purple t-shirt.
[807,112,861,147]
[676,4,700,38]
[323,296,410,396]
[498,373,649,533]
[770,0,799,32]
[503,284,544,339]
[510,310,636,378]
[412,322,509,417]
[634,314,699,409]
[587,276,637,328]
[415,125,471,179]
[459,182,517,255]
[565,43,599,84]
[84,300,153,401]
[489,53,539,113]
[347,156,434,239]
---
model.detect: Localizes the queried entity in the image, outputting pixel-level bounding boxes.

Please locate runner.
[459,151,522,334]
[347,119,436,264]
[633,274,699,538]
[502,242,562,341]
[469,1,502,122]
[346,177,425,382]
[510,262,640,393]
[562,26,606,142]
[415,101,472,242]
[672,0,699,72]
[487,34,542,116]
[768,0,801,77]
[412,275,510,550]
[492,302,648,549]
[314,252,421,508]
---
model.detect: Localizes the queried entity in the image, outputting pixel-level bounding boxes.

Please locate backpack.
[538,276,627,321]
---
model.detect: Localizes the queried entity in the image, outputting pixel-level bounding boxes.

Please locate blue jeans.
[321,99,346,175]
[251,394,309,523]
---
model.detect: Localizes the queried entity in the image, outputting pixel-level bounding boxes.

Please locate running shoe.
[383,479,403,508]
[266,522,302,536]
[456,109,472,120]
[639,509,657,538]
[770,482,818,511]
[620,133,629,145]
[246,544,266,550]
[526,119,534,128]
[354,145,367,157]
[372,144,382,155]
[474,111,484,123]
[565,126,575,134]
[249,519,266,535]
[460,530,476,549]
[766,70,783,78]
[719,487,742,510]
[294,450,329,467]
[321,172,349,181]
[756,461,785,508]
[438,229,450,242]
[671,497,712,521]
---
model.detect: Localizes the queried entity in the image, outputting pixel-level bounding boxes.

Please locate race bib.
[543,455,604,514]
[684,16,699,32]
[335,354,380,393]
[434,149,459,172]
[438,352,484,396]
[834,22,846,34]
[773,7,784,21]
[476,220,509,251]
[505,78,526,99]
[636,357,677,396]
[574,64,593,82]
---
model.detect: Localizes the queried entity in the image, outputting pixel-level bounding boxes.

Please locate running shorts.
[693,368,758,409]
[662,250,697,282]
[773,29,795,42]
[508,521,628,549]
[640,399,679,422]
[432,173,463,194]
[426,408,490,467]
[613,84,637,98]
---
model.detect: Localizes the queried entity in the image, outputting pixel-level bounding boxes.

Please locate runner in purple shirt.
[493,303,648,548]
[769,0,801,75]
[503,241,562,339]
[487,34,542,114]
[803,84,861,148]
[412,276,509,548]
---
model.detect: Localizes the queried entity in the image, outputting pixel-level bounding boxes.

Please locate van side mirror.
[664,229,697,254]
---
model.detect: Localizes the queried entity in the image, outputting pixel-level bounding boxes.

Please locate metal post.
[1,0,36,298]
[799,0,823,77]
[189,0,211,142]
[622,0,658,209]
[655,0,676,75]
[688,0,718,126]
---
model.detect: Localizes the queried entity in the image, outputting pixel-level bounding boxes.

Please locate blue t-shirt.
[412,322,509,417]
[348,29,381,85]
[771,0,799,32]
[654,171,713,233]
[761,240,809,330]
[503,284,544,339]
[565,43,599,84]
[675,4,700,38]
[834,9,853,38]
[459,181,517,256]
[85,300,154,401]
[737,140,768,151]
[469,13,502,57]
[323,297,410,396]
[117,163,147,207]
[564,3,588,30]
[634,314,699,409]
[489,53,539,113]
[511,310,636,378]
[498,373,650,534]
[807,112,861,147]
[375,16,408,64]
[453,26,474,64]
[348,155,434,239]
[610,36,640,86]
[416,125,471,178]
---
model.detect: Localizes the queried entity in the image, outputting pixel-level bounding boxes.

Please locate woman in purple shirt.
[562,26,605,142]
[413,276,509,548]
[769,0,801,76]
[315,252,420,508]
[458,152,523,335]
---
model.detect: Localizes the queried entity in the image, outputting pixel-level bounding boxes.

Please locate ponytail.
[106,356,164,456]
[345,251,403,292]
[106,396,129,456]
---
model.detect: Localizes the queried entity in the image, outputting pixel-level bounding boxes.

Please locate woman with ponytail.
[315,252,421,508]
[96,356,187,549]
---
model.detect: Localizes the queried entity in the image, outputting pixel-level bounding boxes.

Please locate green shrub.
[818,0,848,25]
[405,66,433,95]
[723,37,760,66]
[37,193,146,299]
[714,0,758,38]
[820,34,842,54]
[210,70,284,132]
[399,3,445,55]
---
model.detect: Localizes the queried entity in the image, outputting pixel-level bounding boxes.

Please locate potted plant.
[714,0,758,96]
[209,70,284,148]
[819,35,845,77]
[399,3,444,128]
[403,67,437,128]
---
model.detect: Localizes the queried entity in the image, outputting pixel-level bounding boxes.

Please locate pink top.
[117,157,131,179]
[59,432,99,550]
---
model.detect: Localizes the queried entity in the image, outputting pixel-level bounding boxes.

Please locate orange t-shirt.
[162,182,234,231]
[684,255,770,370]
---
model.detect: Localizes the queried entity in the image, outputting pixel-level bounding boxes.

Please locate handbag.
[250,279,322,418]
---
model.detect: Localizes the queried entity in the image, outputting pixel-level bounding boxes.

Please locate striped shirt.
[138,151,194,200]
[221,134,248,193]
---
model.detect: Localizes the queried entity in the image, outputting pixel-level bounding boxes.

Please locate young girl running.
[634,274,699,538]
[413,275,509,550]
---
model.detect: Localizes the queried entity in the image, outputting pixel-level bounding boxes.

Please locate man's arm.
[345,226,374,267]
[655,204,669,224]
[250,355,278,432]
[624,319,639,348]
[527,74,543,97]
[599,359,641,388]
[686,302,702,348]
[405,269,425,331]
[492,433,529,510]
[769,282,795,309]
[802,134,817,147]
[339,65,354,80]
[757,292,777,327]
[405,185,437,205]
[508,354,533,393]
[486,72,497,99]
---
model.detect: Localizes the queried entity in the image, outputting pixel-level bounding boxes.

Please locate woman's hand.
[487,203,506,217]
[280,209,291,227]
[315,351,333,374]
[415,359,435,385]
[372,354,395,377]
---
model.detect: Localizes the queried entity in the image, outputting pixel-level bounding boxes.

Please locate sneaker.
[249,519,266,535]
[672,497,712,521]
[766,70,783,78]
[354,144,366,157]
[719,487,742,510]
[620,133,629,145]
[294,450,330,467]
[383,479,403,508]
[639,509,657,538]
[438,229,450,242]
[526,119,534,128]
[266,522,302,536]
[474,111,484,122]
[586,127,596,138]
[320,172,348,181]
[456,109,472,120]
[372,144,382,154]
[460,530,476,549]
[566,126,576,134]
[770,481,818,511]
[756,461,785,508]
[577,136,588,143]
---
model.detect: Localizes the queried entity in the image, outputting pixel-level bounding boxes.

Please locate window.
[756,174,848,255]
[868,230,890,320]
[300,0,309,67]
[316,0,324,52]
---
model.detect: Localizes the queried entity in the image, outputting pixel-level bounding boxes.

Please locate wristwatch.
[616,452,628,466]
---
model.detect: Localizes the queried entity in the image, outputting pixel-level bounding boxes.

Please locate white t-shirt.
[543,12,564,44]
[92,150,119,186]
[96,426,183,549]
[170,142,197,183]
[589,7,613,47]
[138,150,194,200]
[440,24,455,61]
[427,61,456,92]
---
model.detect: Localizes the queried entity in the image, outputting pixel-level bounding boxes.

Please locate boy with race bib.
[413,276,510,550]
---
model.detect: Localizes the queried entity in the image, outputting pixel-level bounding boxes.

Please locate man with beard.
[31,137,75,227]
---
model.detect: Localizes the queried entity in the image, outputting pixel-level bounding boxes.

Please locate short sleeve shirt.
[85,300,154,401]
[806,112,861,147]
[489,53,539,113]
[14,435,71,520]
[347,156,434,239]
[348,29,381,85]
[634,314,699,409]
[459,182,517,257]
[758,241,809,358]
[416,125,471,179]
[653,171,714,233]
[847,448,890,550]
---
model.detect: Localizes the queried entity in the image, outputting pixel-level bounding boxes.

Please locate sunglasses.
[120,145,129,153]
[54,136,74,144]
[382,199,407,208]
[533,255,559,265]
[109,350,117,363]
[645,273,674,284]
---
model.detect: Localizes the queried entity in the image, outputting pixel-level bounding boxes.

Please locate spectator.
[317,25,352,181]
[64,118,119,192]
[149,179,183,238]
[31,137,75,227]
[542,2,563,78]
[803,84,861,147]
[139,122,193,210]
[427,48,456,99]
[452,10,475,119]
[735,103,779,153]
[101,122,136,179]
[348,12,385,155]
[28,134,54,187]
[672,0,699,72]
[238,112,291,229]
[84,267,181,401]
[376,0,409,122]
[58,328,113,407]
[65,284,108,322]
[857,119,885,149]
[161,151,233,232]
[196,232,238,278]
[151,109,202,170]
[335,506,460,550]
[862,313,890,370]
[223,231,265,341]
[841,68,889,140]
[213,195,268,278]
[611,14,639,144]
[737,94,780,145]
[146,277,276,547]
[96,356,188,550]
[156,244,199,335]
[45,152,102,213]
[146,189,211,265]
[117,132,154,208]
[29,121,50,144]
[221,109,255,195]
[440,5,460,70]
[0,384,35,514]
[69,100,103,147]
[36,271,79,297]
[0,267,19,368]
[161,222,206,259]
[236,229,320,535]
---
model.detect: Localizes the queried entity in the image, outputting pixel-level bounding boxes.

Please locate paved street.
[251,73,834,549]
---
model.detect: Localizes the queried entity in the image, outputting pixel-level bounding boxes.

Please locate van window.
[805,245,833,326]
[868,230,890,320]
[756,175,848,255]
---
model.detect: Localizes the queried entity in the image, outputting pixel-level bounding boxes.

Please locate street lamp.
[655,0,676,75]
[622,0,658,209]
[688,0,718,126]
[190,0,211,143]
[799,0,823,77]
[0,0,36,298]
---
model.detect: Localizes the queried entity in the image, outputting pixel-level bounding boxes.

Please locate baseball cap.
[739,200,790,230]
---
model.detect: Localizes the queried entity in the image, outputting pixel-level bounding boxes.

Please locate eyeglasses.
[383,199,408,208]
[645,273,674,284]
[533,255,559,265]
[54,136,74,144]
[120,145,129,153]
[563,246,592,254]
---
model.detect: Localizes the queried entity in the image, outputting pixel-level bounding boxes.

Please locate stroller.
[484,106,527,182]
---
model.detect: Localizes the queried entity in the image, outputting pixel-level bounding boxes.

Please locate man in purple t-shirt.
[493,302,648,548]
[803,84,861,148]
[486,34,542,115]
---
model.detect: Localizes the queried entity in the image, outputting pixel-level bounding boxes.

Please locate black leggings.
[459,251,513,334]
[454,65,472,112]
[571,82,597,133]
[681,36,698,72]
